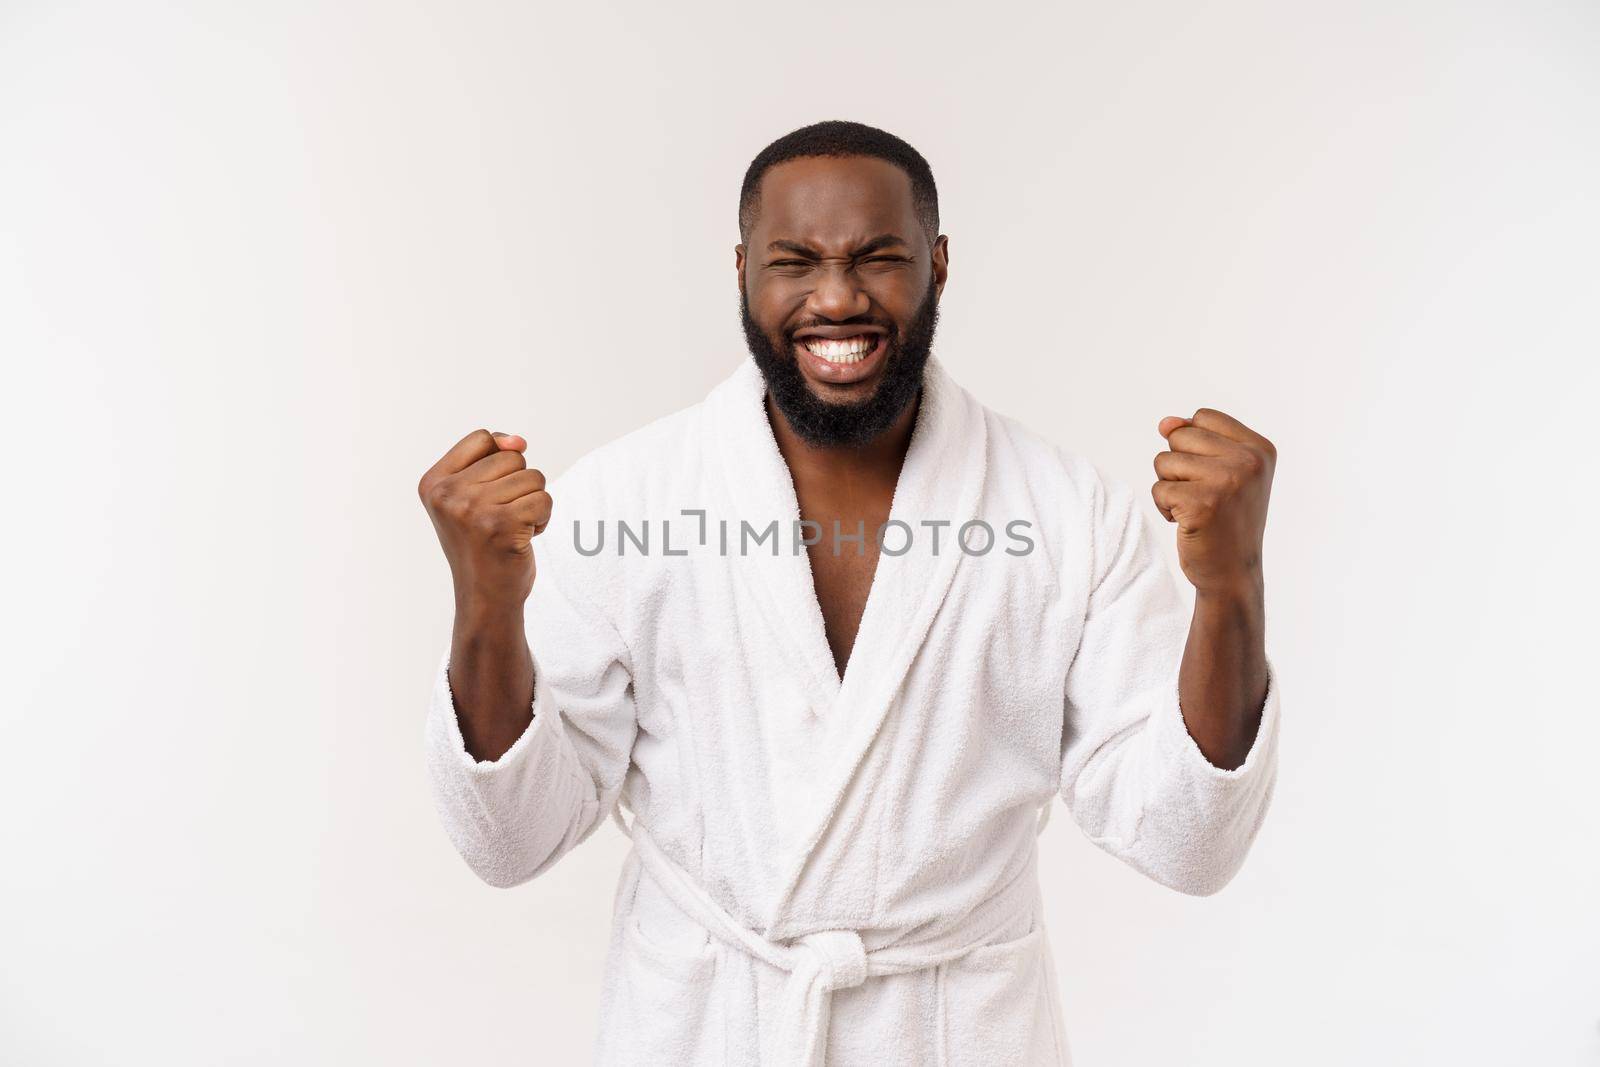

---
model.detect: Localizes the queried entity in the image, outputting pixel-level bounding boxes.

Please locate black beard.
[740,280,940,449]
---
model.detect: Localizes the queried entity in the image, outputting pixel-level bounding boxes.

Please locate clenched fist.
[418,429,553,609]
[1152,408,1276,597]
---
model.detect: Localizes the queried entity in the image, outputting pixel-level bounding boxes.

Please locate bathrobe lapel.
[709,360,844,707]
[711,355,988,898]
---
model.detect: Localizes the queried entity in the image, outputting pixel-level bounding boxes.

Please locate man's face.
[737,155,949,447]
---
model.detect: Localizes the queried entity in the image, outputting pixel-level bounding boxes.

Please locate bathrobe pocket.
[601,866,722,1065]
[940,924,1066,1066]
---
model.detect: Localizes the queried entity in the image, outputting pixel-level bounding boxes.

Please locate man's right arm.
[417,428,551,763]
[417,428,641,889]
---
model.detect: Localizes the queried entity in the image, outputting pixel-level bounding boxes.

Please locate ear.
[735,243,747,295]
[931,234,950,298]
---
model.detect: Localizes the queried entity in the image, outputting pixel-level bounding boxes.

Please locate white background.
[3,1,1597,1064]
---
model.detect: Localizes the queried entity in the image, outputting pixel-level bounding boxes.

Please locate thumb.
[1157,415,1191,439]
[490,431,528,453]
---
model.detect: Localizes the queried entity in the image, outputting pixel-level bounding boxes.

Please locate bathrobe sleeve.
[423,461,638,889]
[1057,467,1281,896]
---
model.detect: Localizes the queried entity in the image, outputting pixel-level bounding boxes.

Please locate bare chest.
[800,499,893,679]
[811,546,877,676]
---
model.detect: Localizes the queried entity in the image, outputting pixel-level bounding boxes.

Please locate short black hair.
[738,120,940,244]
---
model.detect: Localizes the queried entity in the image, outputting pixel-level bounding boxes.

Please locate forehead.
[751,155,921,248]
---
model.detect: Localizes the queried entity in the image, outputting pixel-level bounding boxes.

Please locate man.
[418,120,1281,1066]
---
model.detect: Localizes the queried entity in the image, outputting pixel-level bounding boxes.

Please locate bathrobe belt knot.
[775,929,870,1067]
[618,810,1043,1067]
[793,929,869,991]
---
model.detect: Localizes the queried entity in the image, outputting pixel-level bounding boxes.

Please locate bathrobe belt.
[613,803,1052,1067]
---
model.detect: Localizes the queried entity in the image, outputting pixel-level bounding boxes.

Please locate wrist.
[452,591,527,633]
[1193,568,1265,609]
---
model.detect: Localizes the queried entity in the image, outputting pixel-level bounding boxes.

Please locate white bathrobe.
[424,355,1282,1066]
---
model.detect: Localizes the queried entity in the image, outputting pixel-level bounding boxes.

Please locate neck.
[766,388,921,501]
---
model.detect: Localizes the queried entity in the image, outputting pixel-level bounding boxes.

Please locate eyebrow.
[765,234,910,259]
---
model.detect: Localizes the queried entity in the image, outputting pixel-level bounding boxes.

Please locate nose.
[806,263,870,323]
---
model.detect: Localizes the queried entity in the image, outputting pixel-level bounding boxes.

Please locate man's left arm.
[1057,409,1281,897]
[1152,408,1277,771]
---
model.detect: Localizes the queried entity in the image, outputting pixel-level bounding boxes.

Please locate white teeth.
[802,335,876,363]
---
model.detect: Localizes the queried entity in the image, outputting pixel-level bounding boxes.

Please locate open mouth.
[791,329,889,384]
[800,334,876,365]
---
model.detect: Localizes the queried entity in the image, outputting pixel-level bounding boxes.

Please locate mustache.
[783,314,896,339]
